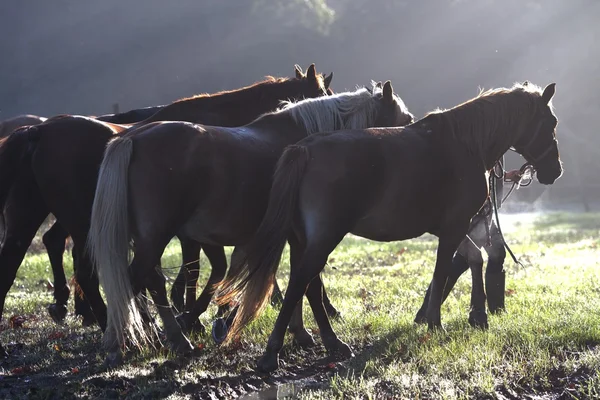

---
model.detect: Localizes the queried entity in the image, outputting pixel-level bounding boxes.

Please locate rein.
[485,118,555,267]
[489,164,525,268]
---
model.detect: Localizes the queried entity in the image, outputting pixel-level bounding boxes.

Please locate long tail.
[0,126,39,211]
[87,136,147,350]
[216,145,310,342]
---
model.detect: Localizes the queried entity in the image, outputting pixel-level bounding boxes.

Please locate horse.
[88,80,414,366]
[0,64,331,358]
[0,115,47,138]
[96,105,165,124]
[218,82,563,372]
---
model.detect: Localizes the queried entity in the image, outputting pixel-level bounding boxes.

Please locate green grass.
[1,212,599,399]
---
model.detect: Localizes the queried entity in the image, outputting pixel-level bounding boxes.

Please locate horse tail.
[0,126,39,212]
[217,145,310,342]
[88,136,147,349]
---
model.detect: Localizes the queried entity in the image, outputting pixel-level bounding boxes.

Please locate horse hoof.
[326,306,342,320]
[291,330,316,348]
[170,337,194,355]
[468,312,489,330]
[47,304,68,323]
[489,306,505,315]
[256,353,279,373]
[104,351,123,369]
[427,322,446,333]
[414,313,428,325]
[81,314,98,327]
[211,318,229,345]
[190,320,206,335]
[327,339,354,360]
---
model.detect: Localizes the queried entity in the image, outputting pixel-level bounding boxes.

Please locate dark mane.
[175,76,293,102]
[140,74,325,124]
[425,83,550,166]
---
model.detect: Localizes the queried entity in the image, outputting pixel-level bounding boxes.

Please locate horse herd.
[0,63,562,373]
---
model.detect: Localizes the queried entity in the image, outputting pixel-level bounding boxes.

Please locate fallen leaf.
[48,331,65,340]
[419,333,431,344]
[505,289,517,297]
[11,366,32,375]
[326,362,336,369]
[54,344,61,351]
[197,343,205,350]
[9,315,27,329]
[396,247,408,256]
[71,367,80,374]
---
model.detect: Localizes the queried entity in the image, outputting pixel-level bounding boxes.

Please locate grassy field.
[1,212,599,399]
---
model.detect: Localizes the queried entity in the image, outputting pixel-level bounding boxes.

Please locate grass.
[1,212,599,399]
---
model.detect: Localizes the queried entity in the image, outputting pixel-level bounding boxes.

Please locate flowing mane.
[274,84,392,135]
[426,82,551,164]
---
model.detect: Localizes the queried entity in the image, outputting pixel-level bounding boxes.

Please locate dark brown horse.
[88,81,414,365]
[0,114,47,138]
[0,65,331,357]
[219,82,563,372]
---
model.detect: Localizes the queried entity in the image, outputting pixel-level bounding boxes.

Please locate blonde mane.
[275,83,400,135]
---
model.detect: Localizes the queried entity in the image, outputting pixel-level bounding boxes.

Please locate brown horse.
[219,82,563,372]
[0,65,331,357]
[88,81,414,365]
[0,115,47,138]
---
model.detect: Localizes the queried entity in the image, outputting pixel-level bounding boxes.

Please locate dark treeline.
[1,0,597,207]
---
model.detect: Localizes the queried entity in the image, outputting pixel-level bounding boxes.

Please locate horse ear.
[324,72,333,89]
[375,81,383,89]
[294,64,304,79]
[383,80,394,101]
[542,83,556,104]
[306,64,317,81]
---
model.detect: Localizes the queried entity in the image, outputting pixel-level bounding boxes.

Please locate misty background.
[1,0,598,210]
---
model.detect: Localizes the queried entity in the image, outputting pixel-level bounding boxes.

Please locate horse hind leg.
[305,275,353,358]
[180,241,227,334]
[257,231,346,373]
[0,185,49,356]
[133,238,193,355]
[43,222,71,323]
[287,235,316,348]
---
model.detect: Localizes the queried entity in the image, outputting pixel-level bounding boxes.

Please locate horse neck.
[141,82,302,127]
[442,105,524,171]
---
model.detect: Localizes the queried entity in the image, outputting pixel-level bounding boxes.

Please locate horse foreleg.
[485,224,507,313]
[467,245,488,328]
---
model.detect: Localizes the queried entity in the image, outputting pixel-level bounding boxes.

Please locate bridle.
[511,117,557,168]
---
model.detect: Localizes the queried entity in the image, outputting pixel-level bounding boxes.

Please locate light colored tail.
[87,136,147,350]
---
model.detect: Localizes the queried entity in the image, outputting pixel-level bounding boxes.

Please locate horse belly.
[351,208,431,242]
